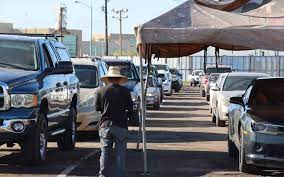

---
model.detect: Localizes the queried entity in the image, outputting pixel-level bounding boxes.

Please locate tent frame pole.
[203,47,207,73]
[139,46,148,175]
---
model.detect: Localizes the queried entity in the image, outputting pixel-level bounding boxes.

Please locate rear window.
[206,67,231,74]
[209,74,220,82]
[0,40,37,70]
[223,76,258,91]
[74,65,98,88]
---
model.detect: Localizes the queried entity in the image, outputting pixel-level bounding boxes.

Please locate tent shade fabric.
[195,0,250,11]
[135,0,284,59]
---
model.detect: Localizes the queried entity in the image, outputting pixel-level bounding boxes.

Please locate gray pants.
[99,125,128,177]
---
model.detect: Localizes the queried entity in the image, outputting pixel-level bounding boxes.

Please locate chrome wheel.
[39,133,47,160]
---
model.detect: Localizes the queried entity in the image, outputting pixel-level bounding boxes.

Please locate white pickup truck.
[188,70,204,86]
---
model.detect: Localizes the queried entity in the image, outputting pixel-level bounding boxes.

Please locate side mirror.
[210,83,219,91]
[56,61,74,74]
[230,97,244,106]
[157,78,162,85]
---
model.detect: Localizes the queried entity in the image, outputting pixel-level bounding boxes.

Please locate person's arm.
[95,92,102,112]
[126,91,133,119]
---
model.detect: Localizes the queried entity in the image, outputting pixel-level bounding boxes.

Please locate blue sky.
[0,0,183,40]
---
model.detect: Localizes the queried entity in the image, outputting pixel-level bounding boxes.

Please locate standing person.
[95,66,133,177]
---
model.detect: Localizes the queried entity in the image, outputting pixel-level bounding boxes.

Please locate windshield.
[155,65,168,71]
[252,85,284,106]
[106,62,138,80]
[0,40,37,70]
[147,77,155,87]
[206,67,231,74]
[194,71,203,76]
[223,76,258,91]
[74,65,98,88]
[209,74,220,82]
[158,74,166,81]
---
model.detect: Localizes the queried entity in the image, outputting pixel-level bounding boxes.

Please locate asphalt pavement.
[0,86,283,177]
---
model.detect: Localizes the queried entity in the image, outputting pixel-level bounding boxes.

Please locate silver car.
[210,72,269,127]
[72,57,108,132]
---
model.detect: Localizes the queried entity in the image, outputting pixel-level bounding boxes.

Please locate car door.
[55,47,78,111]
[42,43,67,128]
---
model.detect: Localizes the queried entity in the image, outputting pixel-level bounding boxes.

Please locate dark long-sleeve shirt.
[95,83,133,129]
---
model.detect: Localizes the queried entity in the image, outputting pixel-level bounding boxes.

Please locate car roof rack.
[0,33,64,41]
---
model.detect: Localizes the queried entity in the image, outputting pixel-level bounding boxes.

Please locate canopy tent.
[135,0,284,59]
[195,0,250,11]
[135,1,284,174]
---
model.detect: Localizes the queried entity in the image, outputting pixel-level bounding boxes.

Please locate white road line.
[57,149,100,177]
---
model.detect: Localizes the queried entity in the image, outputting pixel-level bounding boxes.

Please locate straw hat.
[100,66,128,84]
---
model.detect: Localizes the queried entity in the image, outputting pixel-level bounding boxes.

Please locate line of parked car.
[191,65,284,174]
[0,33,184,165]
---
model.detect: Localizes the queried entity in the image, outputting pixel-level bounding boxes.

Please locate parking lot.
[0,86,282,177]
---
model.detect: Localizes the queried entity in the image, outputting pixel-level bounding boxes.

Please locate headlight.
[251,122,279,134]
[11,94,38,108]
[146,92,155,97]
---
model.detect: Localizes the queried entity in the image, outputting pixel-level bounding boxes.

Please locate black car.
[104,59,140,126]
[0,34,79,164]
[228,78,284,174]
[170,68,183,92]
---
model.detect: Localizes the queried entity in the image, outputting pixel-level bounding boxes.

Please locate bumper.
[163,86,171,94]
[146,96,159,106]
[245,131,284,169]
[77,108,100,131]
[0,108,38,143]
[172,81,182,89]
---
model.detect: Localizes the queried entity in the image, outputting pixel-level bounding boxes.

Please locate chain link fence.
[103,56,284,82]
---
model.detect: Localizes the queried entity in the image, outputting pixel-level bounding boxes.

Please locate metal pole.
[120,11,123,56]
[139,47,148,175]
[105,0,109,56]
[90,0,93,56]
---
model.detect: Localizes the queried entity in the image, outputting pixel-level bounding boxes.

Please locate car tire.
[211,110,216,123]
[169,89,173,96]
[175,88,180,93]
[153,100,160,110]
[206,94,210,101]
[200,89,205,97]
[239,128,259,174]
[57,107,77,151]
[216,113,226,127]
[228,138,238,158]
[21,113,48,165]
[190,83,193,86]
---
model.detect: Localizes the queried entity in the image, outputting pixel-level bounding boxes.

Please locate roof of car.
[251,77,284,87]
[71,58,98,66]
[226,72,269,77]
[103,59,133,64]
[206,65,231,68]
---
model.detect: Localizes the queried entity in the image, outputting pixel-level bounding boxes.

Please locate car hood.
[220,91,245,100]
[0,68,40,86]
[79,88,98,103]
[121,80,139,91]
[147,87,156,94]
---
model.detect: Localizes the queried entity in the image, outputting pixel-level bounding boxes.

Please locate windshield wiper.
[0,62,30,70]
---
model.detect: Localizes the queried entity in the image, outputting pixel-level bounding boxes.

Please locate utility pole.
[112,8,128,56]
[102,0,109,56]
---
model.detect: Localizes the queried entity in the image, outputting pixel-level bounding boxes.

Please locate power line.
[112,8,128,56]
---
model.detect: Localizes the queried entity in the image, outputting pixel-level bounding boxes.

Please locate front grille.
[265,144,284,158]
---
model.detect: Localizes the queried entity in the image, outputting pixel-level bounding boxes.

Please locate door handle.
[56,82,62,87]
[63,81,68,86]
